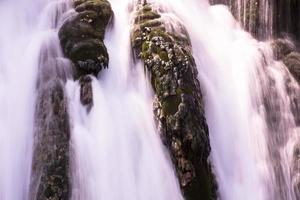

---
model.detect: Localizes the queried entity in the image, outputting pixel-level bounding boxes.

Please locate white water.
[0,0,299,199]
[153,0,299,199]
[66,1,183,199]
[0,0,72,199]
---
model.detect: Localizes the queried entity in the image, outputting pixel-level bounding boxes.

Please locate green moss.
[159,51,169,62]
[142,42,150,52]
[162,95,181,116]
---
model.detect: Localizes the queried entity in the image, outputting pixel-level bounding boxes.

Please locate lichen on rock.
[131,2,217,199]
[59,0,113,111]
[59,0,113,77]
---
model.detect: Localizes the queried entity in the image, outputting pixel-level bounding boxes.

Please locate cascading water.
[66,1,183,199]
[153,0,299,199]
[0,0,72,199]
[0,0,299,199]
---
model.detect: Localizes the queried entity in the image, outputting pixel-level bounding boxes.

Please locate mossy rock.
[59,0,113,77]
[131,3,217,200]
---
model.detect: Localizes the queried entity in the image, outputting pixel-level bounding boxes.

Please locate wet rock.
[79,75,93,112]
[59,0,113,111]
[30,79,70,200]
[131,3,216,200]
[59,0,113,77]
[283,52,300,83]
[271,39,295,60]
[292,139,300,199]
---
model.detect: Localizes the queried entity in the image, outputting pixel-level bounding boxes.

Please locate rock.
[283,52,300,83]
[271,39,295,60]
[59,0,113,111]
[30,79,70,200]
[59,0,113,77]
[131,3,217,199]
[79,75,93,112]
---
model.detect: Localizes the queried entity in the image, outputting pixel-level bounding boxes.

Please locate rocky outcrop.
[30,80,70,200]
[59,0,113,110]
[131,3,216,199]
[271,38,300,124]
[283,53,300,84]
[30,41,71,200]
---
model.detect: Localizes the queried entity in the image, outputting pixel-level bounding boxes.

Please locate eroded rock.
[131,3,216,199]
[59,0,113,111]
[30,79,70,200]
[59,0,112,77]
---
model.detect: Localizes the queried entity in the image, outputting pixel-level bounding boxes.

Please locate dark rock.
[283,52,300,83]
[59,0,113,77]
[30,79,70,200]
[271,39,295,60]
[131,3,216,199]
[79,75,93,112]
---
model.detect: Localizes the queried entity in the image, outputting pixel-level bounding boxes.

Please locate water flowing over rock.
[28,2,73,200]
[59,0,113,111]
[30,35,72,200]
[131,2,216,199]
[210,0,300,41]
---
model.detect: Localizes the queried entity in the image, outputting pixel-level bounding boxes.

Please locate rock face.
[30,41,71,200]
[283,52,300,84]
[59,0,113,77]
[59,0,113,110]
[30,80,71,200]
[131,3,216,200]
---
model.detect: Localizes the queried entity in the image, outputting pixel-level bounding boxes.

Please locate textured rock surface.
[283,52,300,84]
[59,0,113,110]
[131,3,216,200]
[30,79,70,200]
[29,34,72,200]
[59,0,113,77]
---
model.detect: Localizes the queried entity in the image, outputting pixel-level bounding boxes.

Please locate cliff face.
[131,3,216,200]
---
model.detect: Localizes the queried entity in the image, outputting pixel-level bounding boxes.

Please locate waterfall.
[155,0,299,199]
[0,0,299,199]
[66,1,183,199]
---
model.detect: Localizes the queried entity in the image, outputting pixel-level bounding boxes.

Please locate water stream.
[0,0,299,200]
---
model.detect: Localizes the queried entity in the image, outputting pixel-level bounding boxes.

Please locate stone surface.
[79,75,94,112]
[30,79,70,200]
[283,52,300,84]
[59,0,113,111]
[59,0,113,77]
[131,3,216,199]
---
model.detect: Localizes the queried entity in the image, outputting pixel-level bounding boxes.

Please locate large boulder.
[131,3,216,200]
[59,0,113,111]
[59,0,113,77]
